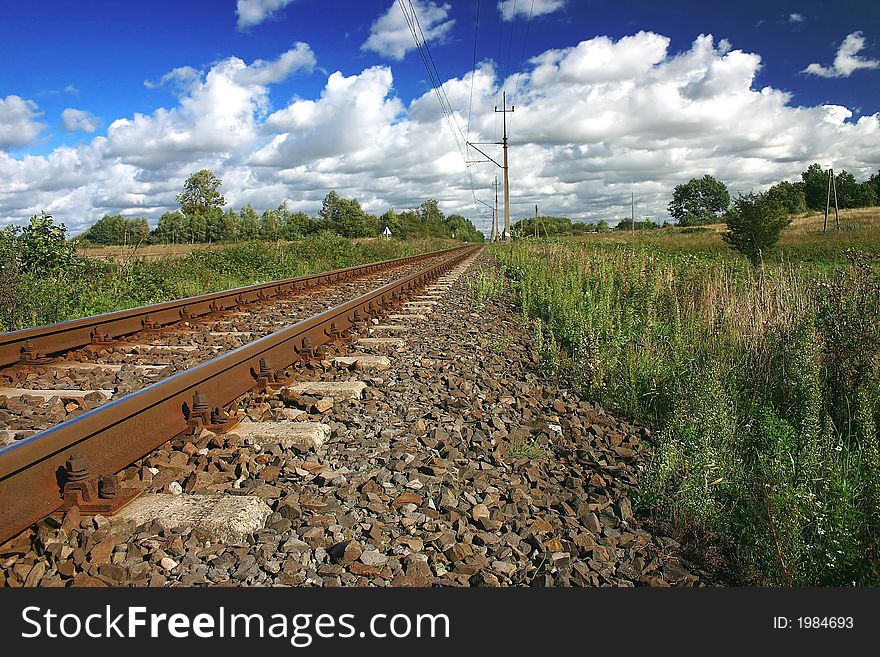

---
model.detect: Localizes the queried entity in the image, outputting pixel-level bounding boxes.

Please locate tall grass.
[0,233,447,332]
[494,241,880,585]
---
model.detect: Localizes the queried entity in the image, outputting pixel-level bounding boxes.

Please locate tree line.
[668,164,880,227]
[78,170,485,245]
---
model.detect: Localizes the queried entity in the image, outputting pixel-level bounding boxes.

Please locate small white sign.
[383,226,392,236]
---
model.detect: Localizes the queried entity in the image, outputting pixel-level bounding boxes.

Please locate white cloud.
[789,13,805,24]
[803,31,879,78]
[61,108,101,133]
[0,95,46,149]
[144,66,202,93]
[362,1,454,60]
[2,33,879,236]
[499,0,565,21]
[233,42,315,86]
[109,44,315,168]
[236,0,295,30]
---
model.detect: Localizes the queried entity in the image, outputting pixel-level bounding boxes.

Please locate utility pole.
[467,92,513,240]
[631,192,635,236]
[824,167,840,232]
[495,92,514,240]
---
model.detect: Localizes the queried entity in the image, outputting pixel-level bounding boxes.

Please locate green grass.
[0,233,453,332]
[508,438,553,460]
[492,225,880,586]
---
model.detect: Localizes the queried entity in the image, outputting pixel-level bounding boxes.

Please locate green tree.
[318,191,373,238]
[668,175,731,226]
[417,199,444,225]
[444,213,484,242]
[260,208,282,240]
[153,211,187,244]
[801,163,828,211]
[282,211,316,239]
[17,212,76,276]
[835,170,876,208]
[869,171,880,204]
[596,220,610,233]
[177,169,226,218]
[722,193,791,267]
[766,181,807,214]
[379,208,403,238]
[239,205,260,240]
[220,208,241,241]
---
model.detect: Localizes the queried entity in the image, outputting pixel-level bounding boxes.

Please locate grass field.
[489,208,880,585]
[577,207,880,266]
[1,234,455,332]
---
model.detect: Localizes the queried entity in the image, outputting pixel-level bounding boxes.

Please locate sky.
[1,0,879,236]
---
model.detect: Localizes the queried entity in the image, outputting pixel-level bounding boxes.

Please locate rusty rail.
[0,245,479,543]
[0,246,471,368]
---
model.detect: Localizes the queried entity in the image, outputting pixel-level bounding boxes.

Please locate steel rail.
[0,245,480,544]
[0,245,471,368]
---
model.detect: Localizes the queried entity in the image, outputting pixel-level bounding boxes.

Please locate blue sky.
[1,0,878,234]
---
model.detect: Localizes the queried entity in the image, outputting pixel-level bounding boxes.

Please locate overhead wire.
[511,0,536,109]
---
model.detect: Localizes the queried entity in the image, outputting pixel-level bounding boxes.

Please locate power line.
[511,0,536,108]
[396,0,468,162]
[466,0,481,142]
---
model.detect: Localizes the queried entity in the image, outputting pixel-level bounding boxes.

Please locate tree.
[177,169,226,218]
[417,199,444,225]
[17,212,76,276]
[596,220,610,233]
[869,170,880,204]
[239,205,260,240]
[801,163,828,211]
[379,208,403,238]
[444,213,484,242]
[318,191,373,238]
[153,211,187,244]
[766,181,806,214]
[282,211,317,239]
[668,175,730,226]
[835,170,876,208]
[721,193,791,267]
[220,209,241,242]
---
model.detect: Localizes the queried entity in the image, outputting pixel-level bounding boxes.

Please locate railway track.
[0,245,479,546]
[1,245,703,589]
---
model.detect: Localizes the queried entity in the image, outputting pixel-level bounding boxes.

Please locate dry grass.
[565,207,880,263]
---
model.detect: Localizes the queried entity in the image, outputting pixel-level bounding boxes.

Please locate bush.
[722,193,792,267]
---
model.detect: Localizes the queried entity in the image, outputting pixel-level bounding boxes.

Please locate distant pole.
[832,171,840,230]
[534,204,538,239]
[631,192,635,236]
[824,168,832,232]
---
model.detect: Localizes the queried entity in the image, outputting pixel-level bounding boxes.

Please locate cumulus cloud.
[236,0,295,30]
[109,44,315,168]
[499,0,565,21]
[256,66,403,165]
[0,95,46,149]
[2,32,880,236]
[362,1,454,60]
[803,31,879,78]
[61,108,101,133]
[788,13,805,24]
[233,42,315,85]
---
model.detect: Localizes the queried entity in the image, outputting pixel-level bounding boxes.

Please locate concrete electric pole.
[495,91,514,241]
